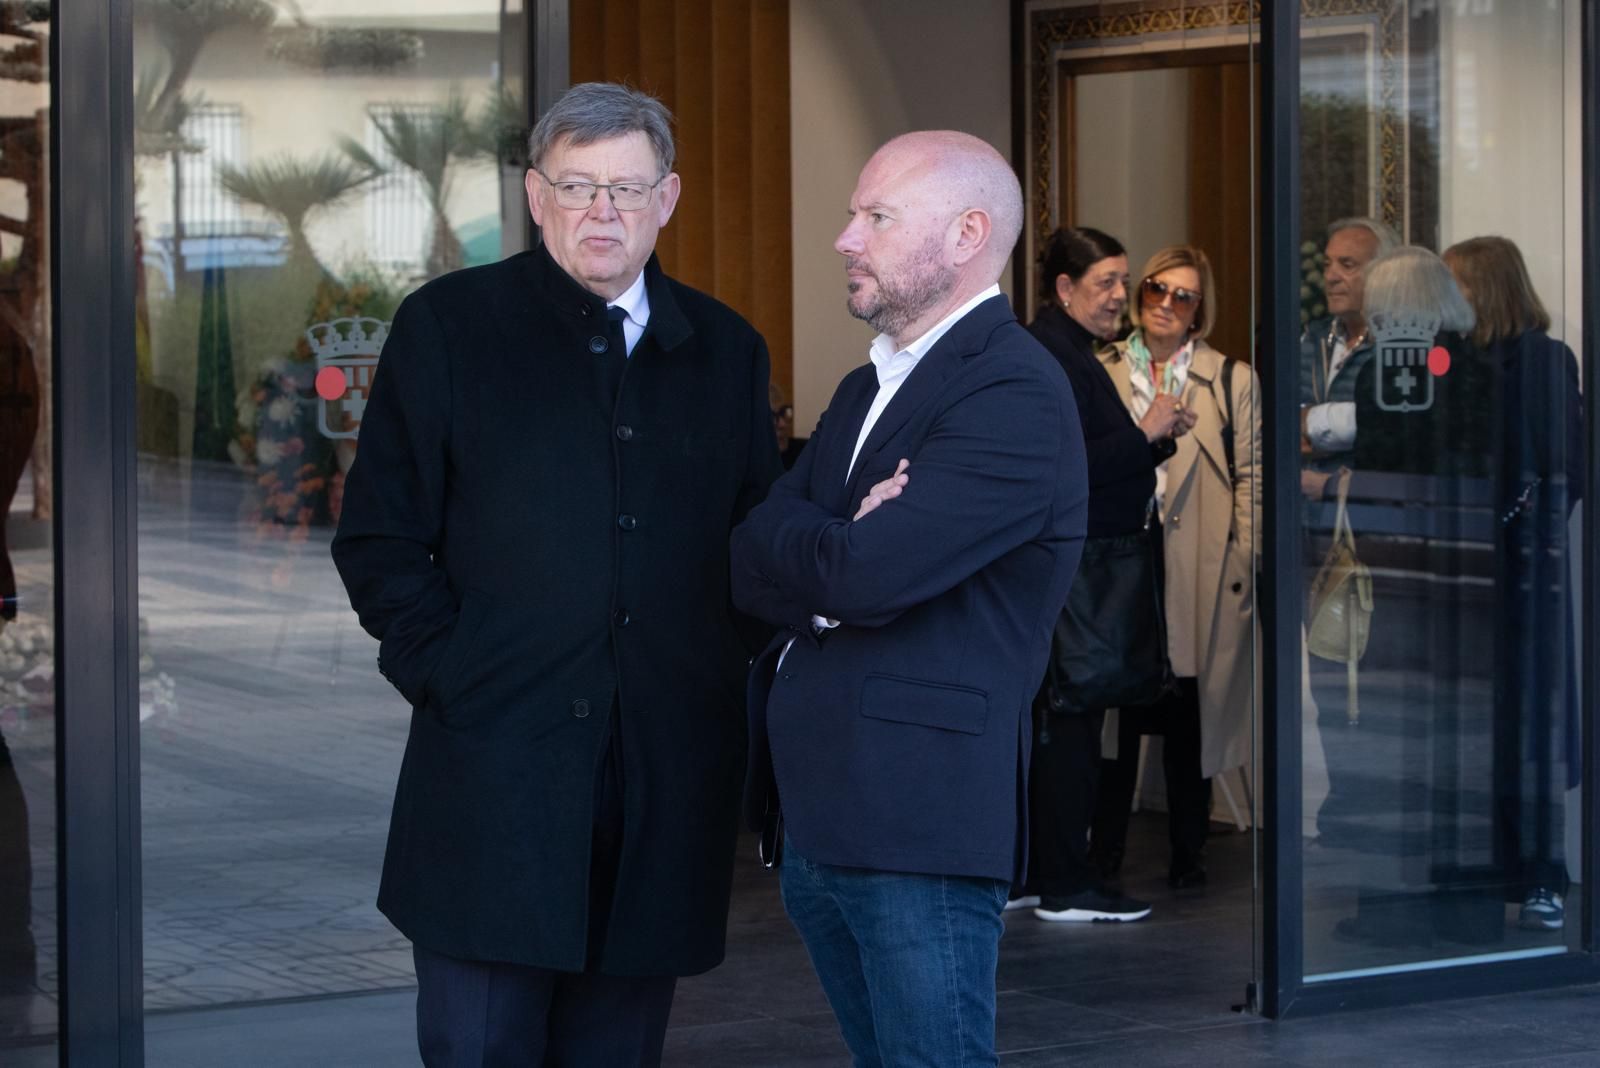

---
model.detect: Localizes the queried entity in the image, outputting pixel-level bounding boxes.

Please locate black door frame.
[1256,0,1600,1017]
[54,0,144,1063]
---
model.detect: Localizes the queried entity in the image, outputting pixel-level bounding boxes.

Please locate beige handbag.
[1307,470,1373,724]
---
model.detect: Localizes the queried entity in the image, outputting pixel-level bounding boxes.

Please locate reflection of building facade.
[16,0,1600,1061]
[133,3,513,285]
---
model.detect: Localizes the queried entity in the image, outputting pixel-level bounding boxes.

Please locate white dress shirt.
[607,269,650,356]
[790,284,1003,644]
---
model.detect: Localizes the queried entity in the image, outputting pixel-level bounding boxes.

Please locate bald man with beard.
[730,131,1089,1066]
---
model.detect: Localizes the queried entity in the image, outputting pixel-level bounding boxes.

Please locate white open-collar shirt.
[787,284,1002,646]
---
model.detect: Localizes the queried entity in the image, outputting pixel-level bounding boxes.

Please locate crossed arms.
[730,367,1067,632]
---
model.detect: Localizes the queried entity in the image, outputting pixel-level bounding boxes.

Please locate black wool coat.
[331,245,782,976]
[1027,303,1167,537]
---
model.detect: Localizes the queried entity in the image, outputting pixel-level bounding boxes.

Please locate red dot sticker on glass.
[315,366,348,401]
[1427,346,1451,377]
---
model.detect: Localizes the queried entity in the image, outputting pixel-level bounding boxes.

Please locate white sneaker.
[1519,889,1565,931]
[1033,889,1151,923]
[1004,894,1040,912]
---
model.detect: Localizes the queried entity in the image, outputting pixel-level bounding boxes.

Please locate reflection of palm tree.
[475,83,531,168]
[133,65,202,159]
[137,0,277,256]
[217,153,378,273]
[340,90,479,278]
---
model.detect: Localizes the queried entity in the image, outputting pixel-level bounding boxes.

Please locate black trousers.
[1024,706,1107,898]
[1092,677,1212,876]
[413,697,677,1066]
[413,945,676,1068]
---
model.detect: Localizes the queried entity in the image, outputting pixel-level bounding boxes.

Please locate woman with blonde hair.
[1091,244,1259,889]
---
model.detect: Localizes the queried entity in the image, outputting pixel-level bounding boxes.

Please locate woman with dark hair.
[1012,227,1193,924]
[1445,236,1583,932]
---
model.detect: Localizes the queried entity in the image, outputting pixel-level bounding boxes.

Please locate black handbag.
[1045,514,1172,713]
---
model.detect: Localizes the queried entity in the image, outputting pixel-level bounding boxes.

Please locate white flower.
[257,439,286,465]
[267,396,298,425]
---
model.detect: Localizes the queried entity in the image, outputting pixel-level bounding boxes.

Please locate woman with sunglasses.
[1011,227,1193,924]
[1091,245,1259,891]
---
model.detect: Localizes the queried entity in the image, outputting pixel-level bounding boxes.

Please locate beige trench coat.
[1102,339,1260,779]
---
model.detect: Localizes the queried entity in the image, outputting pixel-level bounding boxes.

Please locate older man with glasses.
[332,82,782,1066]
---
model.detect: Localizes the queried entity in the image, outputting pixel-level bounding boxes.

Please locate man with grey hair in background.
[732,131,1088,1066]
[1299,215,1401,474]
[333,82,781,1065]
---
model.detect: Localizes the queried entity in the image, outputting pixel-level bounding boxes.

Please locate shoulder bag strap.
[1332,467,1356,550]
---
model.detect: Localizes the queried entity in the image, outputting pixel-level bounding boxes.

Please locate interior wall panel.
[570,0,793,395]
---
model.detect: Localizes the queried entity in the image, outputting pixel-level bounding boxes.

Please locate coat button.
[613,608,630,627]
[571,698,591,718]
[580,304,593,317]
[1232,581,1243,594]
[1170,513,1181,528]
[617,513,637,531]
[615,425,634,441]
[588,336,609,354]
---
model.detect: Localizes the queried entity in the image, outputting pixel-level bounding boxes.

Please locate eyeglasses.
[535,168,662,211]
[771,405,793,423]
[1140,277,1201,310]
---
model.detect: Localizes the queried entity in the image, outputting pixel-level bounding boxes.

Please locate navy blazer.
[730,294,1088,883]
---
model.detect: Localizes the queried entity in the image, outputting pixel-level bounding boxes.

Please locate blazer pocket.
[860,674,990,736]
[425,590,490,712]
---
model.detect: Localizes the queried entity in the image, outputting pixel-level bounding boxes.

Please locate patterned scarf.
[1125,330,1195,421]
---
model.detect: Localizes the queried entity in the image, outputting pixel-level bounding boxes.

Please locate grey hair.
[1327,216,1400,259]
[1364,245,1476,334]
[527,82,676,177]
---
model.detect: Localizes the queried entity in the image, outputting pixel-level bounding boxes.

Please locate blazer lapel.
[1180,342,1230,485]
[844,295,1014,496]
[816,368,879,513]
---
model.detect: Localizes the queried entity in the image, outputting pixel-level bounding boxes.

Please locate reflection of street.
[1,463,53,1042]
[138,459,410,1009]
[1301,528,1578,974]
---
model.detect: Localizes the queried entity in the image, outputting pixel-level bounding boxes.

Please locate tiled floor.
[120,824,1600,1066]
[5,466,1600,1064]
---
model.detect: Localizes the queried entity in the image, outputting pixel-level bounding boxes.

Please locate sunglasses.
[1140,278,1201,310]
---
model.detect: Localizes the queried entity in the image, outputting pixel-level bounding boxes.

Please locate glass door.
[1290,0,1585,985]
[1022,0,1264,1009]
[131,0,529,1040]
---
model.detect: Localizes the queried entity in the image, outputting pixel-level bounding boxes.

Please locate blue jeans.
[779,835,1009,1067]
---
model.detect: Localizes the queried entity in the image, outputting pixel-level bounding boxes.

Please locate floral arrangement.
[231,272,400,554]
[267,27,424,73]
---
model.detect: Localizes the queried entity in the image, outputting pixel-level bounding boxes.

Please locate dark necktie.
[606,305,629,359]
